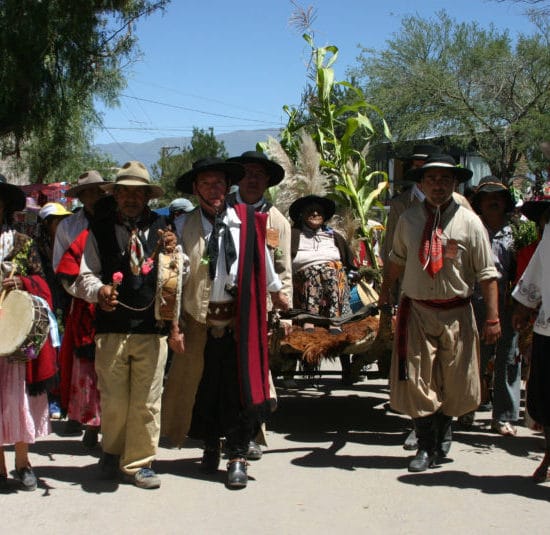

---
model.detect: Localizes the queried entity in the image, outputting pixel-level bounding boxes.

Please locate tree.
[0,0,168,182]
[151,127,228,204]
[493,0,550,17]
[351,11,550,180]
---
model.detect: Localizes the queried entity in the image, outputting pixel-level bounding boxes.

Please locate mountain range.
[94,128,281,169]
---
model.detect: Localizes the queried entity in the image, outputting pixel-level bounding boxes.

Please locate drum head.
[0,290,36,357]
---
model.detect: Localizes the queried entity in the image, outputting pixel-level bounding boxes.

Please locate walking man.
[379,154,500,472]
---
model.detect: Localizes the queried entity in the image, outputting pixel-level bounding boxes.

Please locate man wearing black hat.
[470,177,520,436]
[381,145,471,451]
[379,155,500,472]
[161,158,288,488]
[381,145,439,265]
[226,151,292,459]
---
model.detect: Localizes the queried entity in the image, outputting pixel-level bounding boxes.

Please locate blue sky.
[93,0,538,146]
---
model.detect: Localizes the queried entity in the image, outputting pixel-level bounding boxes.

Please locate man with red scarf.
[379,155,500,473]
[161,158,288,489]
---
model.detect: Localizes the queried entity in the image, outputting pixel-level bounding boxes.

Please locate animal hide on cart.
[280,315,394,365]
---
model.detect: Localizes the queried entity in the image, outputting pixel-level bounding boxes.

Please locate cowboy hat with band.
[226,151,285,187]
[66,170,109,198]
[471,175,515,214]
[101,161,164,199]
[407,154,473,183]
[176,157,245,195]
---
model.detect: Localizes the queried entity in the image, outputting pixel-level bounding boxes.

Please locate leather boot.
[533,427,550,483]
[200,440,221,473]
[408,415,436,472]
[226,458,248,488]
[435,412,453,458]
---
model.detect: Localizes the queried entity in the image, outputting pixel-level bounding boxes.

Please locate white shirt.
[177,206,282,302]
[52,209,89,271]
[512,222,550,335]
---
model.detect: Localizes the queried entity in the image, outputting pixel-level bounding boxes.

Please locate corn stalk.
[280,33,392,271]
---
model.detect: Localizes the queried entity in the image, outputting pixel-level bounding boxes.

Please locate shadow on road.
[399,470,550,503]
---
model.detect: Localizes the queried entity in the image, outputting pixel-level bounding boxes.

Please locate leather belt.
[206,301,235,329]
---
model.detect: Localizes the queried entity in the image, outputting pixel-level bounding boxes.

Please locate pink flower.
[112,272,124,285]
[141,257,154,275]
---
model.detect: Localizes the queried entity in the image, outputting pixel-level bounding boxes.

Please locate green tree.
[351,10,550,180]
[0,0,168,182]
[152,127,228,204]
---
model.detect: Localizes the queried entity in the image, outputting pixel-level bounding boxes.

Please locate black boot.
[226,458,248,488]
[408,415,436,472]
[200,440,221,474]
[435,412,453,458]
[533,426,550,483]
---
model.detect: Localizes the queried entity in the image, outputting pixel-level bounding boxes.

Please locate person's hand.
[270,291,289,311]
[168,323,185,353]
[280,319,293,337]
[160,228,177,254]
[97,284,118,312]
[1,275,22,292]
[481,319,501,345]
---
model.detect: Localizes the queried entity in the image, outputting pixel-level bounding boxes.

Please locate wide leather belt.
[206,301,235,329]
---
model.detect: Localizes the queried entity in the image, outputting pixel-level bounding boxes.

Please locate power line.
[120,94,282,125]
[132,79,283,120]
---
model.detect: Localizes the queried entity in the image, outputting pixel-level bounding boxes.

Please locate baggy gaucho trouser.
[390,297,481,419]
[95,333,168,475]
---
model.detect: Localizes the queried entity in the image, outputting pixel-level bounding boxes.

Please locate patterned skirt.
[293,261,351,318]
[67,356,101,427]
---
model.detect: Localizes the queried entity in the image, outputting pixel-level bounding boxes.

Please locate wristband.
[485,318,500,326]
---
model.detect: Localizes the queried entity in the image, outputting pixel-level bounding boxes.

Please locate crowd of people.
[0,143,549,491]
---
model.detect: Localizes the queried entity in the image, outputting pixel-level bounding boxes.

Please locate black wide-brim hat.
[0,174,26,213]
[408,154,473,183]
[289,195,336,224]
[176,158,245,194]
[521,198,550,223]
[226,151,285,187]
[471,175,515,214]
[403,143,440,160]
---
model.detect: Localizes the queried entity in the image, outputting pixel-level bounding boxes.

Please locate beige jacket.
[266,205,293,307]
[180,209,212,324]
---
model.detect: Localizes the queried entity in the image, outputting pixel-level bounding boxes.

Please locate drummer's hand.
[168,322,185,353]
[97,285,118,312]
[2,276,22,292]
[270,291,289,312]
[160,228,178,254]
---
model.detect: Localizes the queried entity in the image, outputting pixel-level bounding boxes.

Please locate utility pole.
[160,146,180,178]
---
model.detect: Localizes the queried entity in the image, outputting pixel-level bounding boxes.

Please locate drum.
[349,281,379,313]
[0,290,50,360]
[155,246,189,322]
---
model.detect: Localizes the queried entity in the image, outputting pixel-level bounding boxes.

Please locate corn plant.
[279,33,392,271]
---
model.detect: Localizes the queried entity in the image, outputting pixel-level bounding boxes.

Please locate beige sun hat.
[102,161,164,199]
[66,170,108,197]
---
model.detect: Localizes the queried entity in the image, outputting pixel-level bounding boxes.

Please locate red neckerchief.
[418,201,450,278]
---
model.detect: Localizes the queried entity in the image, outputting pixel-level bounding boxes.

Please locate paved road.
[2,365,549,534]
